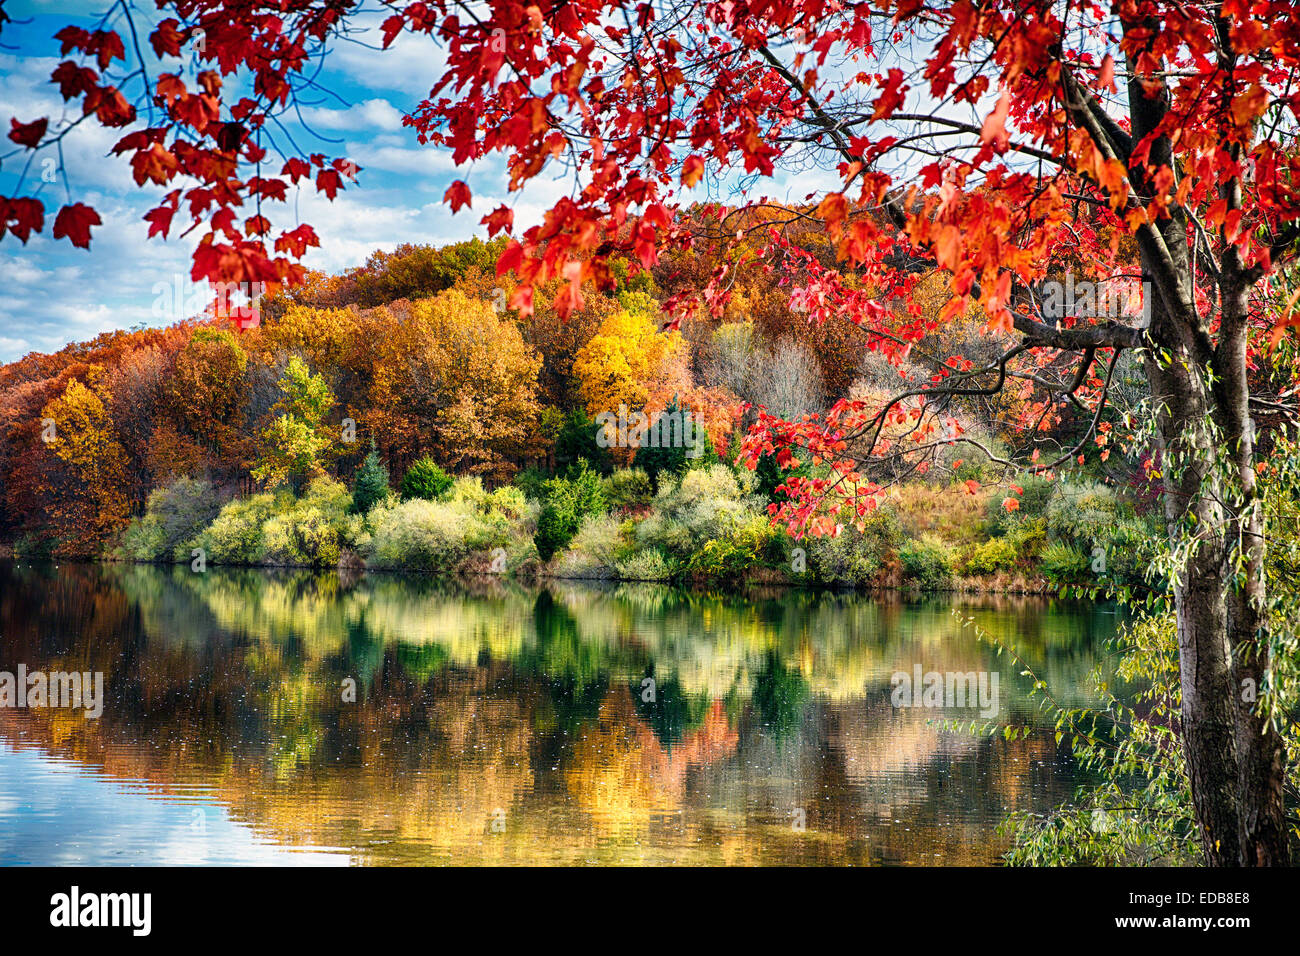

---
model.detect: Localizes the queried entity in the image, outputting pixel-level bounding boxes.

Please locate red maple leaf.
[444,180,472,212]
[8,118,48,149]
[0,197,46,244]
[681,155,706,188]
[52,203,102,249]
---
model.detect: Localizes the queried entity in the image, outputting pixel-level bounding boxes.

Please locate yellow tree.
[573,304,686,420]
[39,373,130,550]
[253,304,363,373]
[368,290,543,480]
[572,299,692,464]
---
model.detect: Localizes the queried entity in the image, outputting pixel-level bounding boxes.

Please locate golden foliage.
[367,290,544,480]
[39,372,131,549]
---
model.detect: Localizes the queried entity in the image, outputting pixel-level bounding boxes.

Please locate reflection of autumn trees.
[0,562,1116,864]
[565,687,739,834]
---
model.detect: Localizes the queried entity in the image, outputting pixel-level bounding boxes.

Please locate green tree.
[535,459,606,561]
[752,651,810,742]
[252,356,338,492]
[633,397,712,481]
[554,408,613,475]
[400,456,454,501]
[351,441,390,514]
[752,445,811,505]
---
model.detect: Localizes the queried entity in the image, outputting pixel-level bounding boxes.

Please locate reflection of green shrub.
[400,456,453,502]
[963,537,1018,576]
[899,535,954,588]
[395,643,451,683]
[752,651,809,741]
[634,671,710,746]
[122,477,223,562]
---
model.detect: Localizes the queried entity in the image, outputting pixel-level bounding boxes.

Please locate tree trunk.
[1142,323,1244,867]
[1218,248,1290,866]
[1127,47,1289,866]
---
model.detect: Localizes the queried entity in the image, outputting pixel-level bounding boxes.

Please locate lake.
[0,560,1123,865]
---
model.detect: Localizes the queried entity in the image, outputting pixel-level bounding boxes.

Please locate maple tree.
[653,205,873,396]
[366,290,544,479]
[5,0,1300,865]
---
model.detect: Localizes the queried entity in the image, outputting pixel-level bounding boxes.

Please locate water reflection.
[0,561,1121,865]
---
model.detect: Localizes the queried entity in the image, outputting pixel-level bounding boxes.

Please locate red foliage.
[2,0,1298,535]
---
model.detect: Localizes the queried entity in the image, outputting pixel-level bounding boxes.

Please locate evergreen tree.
[400,456,454,501]
[555,408,612,475]
[634,398,710,481]
[351,442,390,514]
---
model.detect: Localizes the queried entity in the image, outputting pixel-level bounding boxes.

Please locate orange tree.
[366,290,544,479]
[6,0,1300,865]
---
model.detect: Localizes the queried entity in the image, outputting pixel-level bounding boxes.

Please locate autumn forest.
[1,0,1299,881]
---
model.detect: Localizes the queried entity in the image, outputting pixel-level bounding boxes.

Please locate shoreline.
[0,549,1087,597]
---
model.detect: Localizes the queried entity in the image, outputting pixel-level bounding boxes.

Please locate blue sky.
[0,1,870,365]
[0,0,572,363]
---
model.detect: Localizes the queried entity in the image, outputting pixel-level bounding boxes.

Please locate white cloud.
[346,143,458,177]
[324,18,447,98]
[299,98,407,133]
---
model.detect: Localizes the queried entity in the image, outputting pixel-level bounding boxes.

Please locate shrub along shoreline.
[88,449,1164,597]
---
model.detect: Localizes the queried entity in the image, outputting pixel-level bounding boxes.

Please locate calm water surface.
[0,561,1122,865]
